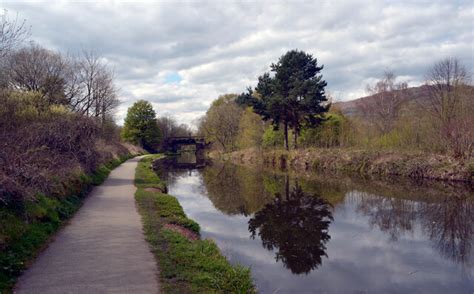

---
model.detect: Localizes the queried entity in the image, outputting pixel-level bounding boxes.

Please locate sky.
[1,1,473,126]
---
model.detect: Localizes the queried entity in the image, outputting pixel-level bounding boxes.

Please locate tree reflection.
[153,153,209,186]
[248,183,333,274]
[354,192,417,241]
[201,162,274,215]
[420,195,473,266]
[353,191,474,267]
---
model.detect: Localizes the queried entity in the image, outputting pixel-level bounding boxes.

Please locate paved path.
[15,156,160,294]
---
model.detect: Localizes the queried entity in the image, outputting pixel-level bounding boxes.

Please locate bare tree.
[92,67,119,124]
[420,58,473,158]
[0,10,29,89]
[63,61,83,112]
[76,50,102,115]
[0,10,29,59]
[357,71,408,134]
[156,116,192,143]
[65,50,118,122]
[7,45,119,123]
[8,44,69,105]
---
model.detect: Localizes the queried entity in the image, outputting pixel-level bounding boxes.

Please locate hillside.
[333,85,432,116]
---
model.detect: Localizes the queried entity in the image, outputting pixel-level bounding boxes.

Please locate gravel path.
[15,156,160,294]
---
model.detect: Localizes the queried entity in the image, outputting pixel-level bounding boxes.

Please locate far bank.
[211,148,473,183]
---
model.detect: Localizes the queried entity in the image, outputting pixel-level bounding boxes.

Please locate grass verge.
[0,153,140,293]
[135,155,255,293]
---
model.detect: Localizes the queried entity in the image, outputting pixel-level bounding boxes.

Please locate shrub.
[262,127,284,149]
[0,90,130,206]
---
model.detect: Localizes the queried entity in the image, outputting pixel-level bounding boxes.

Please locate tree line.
[198,50,473,159]
[1,43,119,126]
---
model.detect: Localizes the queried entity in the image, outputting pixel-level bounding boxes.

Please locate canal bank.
[214,148,473,183]
[134,155,255,293]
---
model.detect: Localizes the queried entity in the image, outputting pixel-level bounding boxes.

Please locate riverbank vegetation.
[134,155,255,293]
[0,14,144,292]
[198,50,473,181]
[220,148,471,182]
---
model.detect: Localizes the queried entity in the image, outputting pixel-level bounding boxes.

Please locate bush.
[0,90,135,205]
[262,127,284,149]
[299,113,353,148]
[0,92,99,205]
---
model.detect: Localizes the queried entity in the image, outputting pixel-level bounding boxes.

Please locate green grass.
[135,155,255,293]
[0,153,137,293]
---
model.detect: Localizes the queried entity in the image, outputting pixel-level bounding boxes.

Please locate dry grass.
[224,148,472,182]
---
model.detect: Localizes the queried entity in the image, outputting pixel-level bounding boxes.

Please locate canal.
[154,154,473,293]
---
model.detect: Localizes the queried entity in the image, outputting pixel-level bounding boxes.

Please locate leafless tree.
[420,58,473,158]
[8,44,69,105]
[156,116,175,139]
[357,71,408,134]
[0,10,29,59]
[62,55,83,107]
[73,50,119,123]
[75,50,103,115]
[92,67,119,123]
[0,10,29,88]
[155,116,193,149]
[7,45,119,124]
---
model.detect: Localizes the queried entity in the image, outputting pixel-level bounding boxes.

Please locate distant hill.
[333,85,432,116]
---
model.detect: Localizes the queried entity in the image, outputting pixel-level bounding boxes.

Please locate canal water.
[154,155,474,293]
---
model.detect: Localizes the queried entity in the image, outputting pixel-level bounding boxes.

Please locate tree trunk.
[284,123,289,150]
[293,128,298,149]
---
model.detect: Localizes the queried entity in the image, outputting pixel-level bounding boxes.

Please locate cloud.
[1,1,472,125]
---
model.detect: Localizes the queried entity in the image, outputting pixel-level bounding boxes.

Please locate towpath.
[15,156,160,293]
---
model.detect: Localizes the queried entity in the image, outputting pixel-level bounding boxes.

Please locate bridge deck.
[163,136,207,151]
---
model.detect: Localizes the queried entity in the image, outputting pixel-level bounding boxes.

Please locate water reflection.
[198,161,474,269]
[200,162,274,215]
[351,191,474,267]
[420,195,473,266]
[155,156,474,292]
[249,182,333,274]
[355,193,418,241]
[153,152,208,185]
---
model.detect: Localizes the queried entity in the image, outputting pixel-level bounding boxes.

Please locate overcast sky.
[2,1,473,126]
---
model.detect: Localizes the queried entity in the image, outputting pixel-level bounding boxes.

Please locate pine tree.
[238,50,329,150]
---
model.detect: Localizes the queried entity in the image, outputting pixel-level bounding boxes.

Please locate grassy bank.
[0,153,140,293]
[218,148,473,183]
[134,155,255,293]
